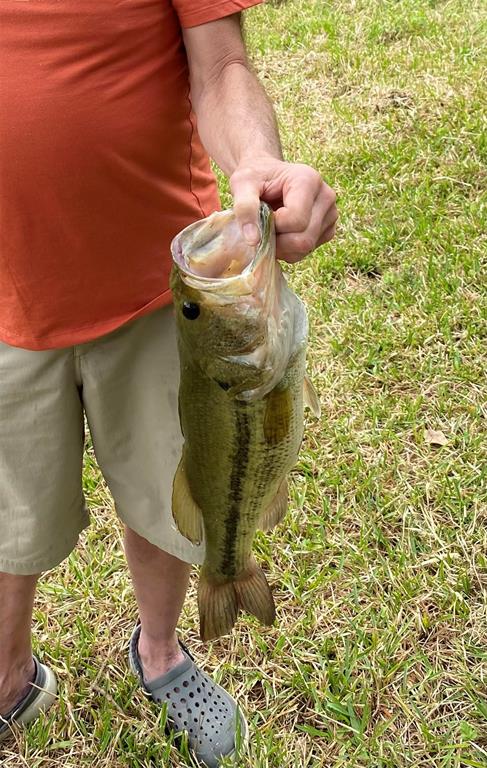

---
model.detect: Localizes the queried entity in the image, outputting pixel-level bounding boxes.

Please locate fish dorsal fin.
[260,478,288,532]
[172,457,204,545]
[303,374,321,418]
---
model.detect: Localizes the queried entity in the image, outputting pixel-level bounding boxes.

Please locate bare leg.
[124,527,191,681]
[0,572,38,715]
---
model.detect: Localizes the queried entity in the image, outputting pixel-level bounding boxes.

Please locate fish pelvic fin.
[303,374,321,419]
[172,458,204,545]
[198,560,276,642]
[260,478,288,532]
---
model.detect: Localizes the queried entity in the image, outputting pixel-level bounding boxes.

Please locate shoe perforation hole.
[166,692,171,698]
[189,692,194,698]
[195,702,200,708]
[174,687,180,693]
[191,675,195,682]
[183,681,189,688]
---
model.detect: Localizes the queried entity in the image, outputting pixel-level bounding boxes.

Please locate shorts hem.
[118,509,205,567]
[0,510,90,576]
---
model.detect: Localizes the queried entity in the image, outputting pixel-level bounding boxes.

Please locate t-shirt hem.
[177,0,263,28]
[0,289,173,351]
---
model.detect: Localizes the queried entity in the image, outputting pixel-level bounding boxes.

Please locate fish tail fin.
[234,558,276,627]
[198,574,239,642]
[198,560,276,642]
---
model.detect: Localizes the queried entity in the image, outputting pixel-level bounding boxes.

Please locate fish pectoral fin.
[303,374,321,419]
[260,478,288,532]
[264,386,292,445]
[172,459,203,546]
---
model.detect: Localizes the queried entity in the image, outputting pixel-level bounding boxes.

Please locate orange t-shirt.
[0,0,261,350]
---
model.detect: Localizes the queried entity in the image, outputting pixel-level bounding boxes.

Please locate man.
[0,1,337,766]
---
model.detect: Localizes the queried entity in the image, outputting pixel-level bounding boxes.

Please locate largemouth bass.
[170,203,319,641]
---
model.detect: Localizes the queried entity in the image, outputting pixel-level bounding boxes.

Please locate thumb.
[230,169,262,246]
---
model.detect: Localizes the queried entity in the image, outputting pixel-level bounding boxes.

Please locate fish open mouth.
[171,204,272,293]
[170,202,303,403]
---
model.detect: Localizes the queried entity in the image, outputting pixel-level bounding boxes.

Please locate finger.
[230,169,263,246]
[276,186,337,262]
[317,220,337,245]
[317,194,339,236]
[273,166,322,234]
[278,217,338,263]
[276,232,316,263]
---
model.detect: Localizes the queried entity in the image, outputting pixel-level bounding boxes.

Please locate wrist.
[232,152,284,175]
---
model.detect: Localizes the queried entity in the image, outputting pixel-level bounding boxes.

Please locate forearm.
[183,14,337,260]
[191,59,283,175]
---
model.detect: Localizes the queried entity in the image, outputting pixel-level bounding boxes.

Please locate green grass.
[2,1,486,766]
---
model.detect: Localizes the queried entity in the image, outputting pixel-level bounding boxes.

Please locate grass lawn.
[2,1,486,766]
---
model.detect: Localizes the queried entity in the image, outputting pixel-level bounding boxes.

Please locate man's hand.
[183,15,337,261]
[231,157,338,262]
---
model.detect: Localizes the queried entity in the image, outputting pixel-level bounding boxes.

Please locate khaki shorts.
[0,306,205,575]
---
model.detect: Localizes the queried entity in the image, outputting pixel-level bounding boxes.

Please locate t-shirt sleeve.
[172,0,263,29]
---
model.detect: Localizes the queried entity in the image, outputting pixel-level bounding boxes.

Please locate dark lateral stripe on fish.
[220,406,251,578]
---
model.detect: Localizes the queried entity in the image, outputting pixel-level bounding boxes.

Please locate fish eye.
[182,301,200,320]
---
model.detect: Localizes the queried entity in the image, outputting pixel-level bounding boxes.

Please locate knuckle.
[308,168,323,188]
[293,210,310,231]
[295,163,320,185]
[231,167,254,186]
[294,233,315,253]
[323,222,337,242]
[321,184,336,206]
[328,188,337,205]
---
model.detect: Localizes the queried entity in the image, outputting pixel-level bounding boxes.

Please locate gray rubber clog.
[129,625,249,767]
[0,656,57,742]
